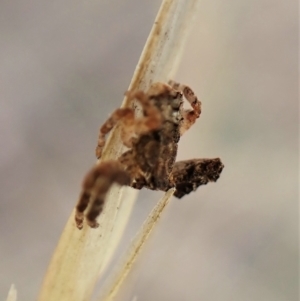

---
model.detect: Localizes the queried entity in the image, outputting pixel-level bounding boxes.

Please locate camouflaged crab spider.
[75,81,224,229]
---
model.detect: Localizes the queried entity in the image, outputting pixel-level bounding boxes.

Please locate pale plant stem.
[5,284,17,301]
[98,188,175,301]
[38,1,199,301]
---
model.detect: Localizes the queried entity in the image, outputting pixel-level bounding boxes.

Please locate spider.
[75,81,224,229]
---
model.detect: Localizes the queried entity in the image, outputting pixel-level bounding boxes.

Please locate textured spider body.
[75,81,224,229]
[128,84,182,191]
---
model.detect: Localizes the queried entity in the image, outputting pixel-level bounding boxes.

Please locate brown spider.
[75,81,224,229]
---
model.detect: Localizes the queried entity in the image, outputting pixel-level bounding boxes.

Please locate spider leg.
[120,128,138,149]
[96,91,162,159]
[168,80,202,135]
[75,161,130,229]
[170,158,224,198]
[76,149,149,229]
[96,108,134,159]
[125,90,162,136]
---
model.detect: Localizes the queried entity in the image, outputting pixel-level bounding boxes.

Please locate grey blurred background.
[0,0,298,300]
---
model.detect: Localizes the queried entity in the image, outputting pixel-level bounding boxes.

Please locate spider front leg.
[124,90,162,136]
[96,108,133,159]
[75,161,130,229]
[96,91,162,159]
[168,80,202,135]
[169,158,224,198]
[76,151,147,229]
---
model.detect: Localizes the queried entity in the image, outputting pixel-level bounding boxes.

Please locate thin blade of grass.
[6,284,17,301]
[98,189,175,301]
[38,1,199,300]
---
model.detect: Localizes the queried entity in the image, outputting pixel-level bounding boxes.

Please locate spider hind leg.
[171,158,224,198]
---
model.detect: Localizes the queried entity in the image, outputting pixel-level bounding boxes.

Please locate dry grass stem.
[98,188,175,301]
[6,284,17,301]
[38,0,199,300]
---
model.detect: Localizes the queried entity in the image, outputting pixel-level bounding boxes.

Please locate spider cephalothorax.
[75,81,224,229]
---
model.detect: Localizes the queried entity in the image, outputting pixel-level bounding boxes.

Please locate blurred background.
[0,0,298,300]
